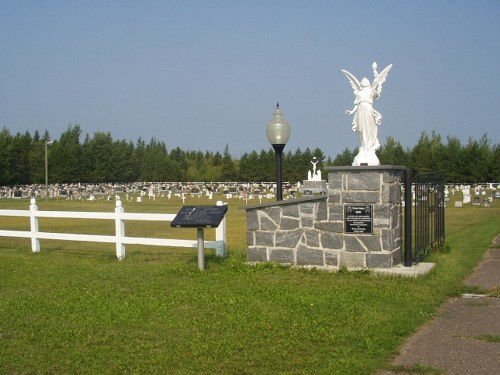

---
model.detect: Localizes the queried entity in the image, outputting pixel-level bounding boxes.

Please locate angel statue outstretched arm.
[341,62,393,166]
[345,104,358,116]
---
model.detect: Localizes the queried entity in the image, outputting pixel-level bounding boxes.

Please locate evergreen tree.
[88,132,115,182]
[442,136,463,183]
[238,151,260,181]
[332,148,355,166]
[491,144,500,182]
[29,131,45,184]
[221,144,237,181]
[0,128,13,185]
[462,135,493,183]
[10,131,33,185]
[378,136,406,165]
[50,124,82,183]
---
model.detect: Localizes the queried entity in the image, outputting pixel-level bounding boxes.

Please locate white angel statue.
[341,62,393,166]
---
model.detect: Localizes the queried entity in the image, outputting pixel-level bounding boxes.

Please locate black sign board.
[344,205,373,234]
[171,205,228,228]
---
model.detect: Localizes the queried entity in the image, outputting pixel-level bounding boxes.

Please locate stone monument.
[300,157,327,194]
[246,62,415,271]
[341,62,393,166]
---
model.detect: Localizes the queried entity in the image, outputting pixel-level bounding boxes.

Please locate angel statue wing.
[341,69,361,94]
[372,64,393,98]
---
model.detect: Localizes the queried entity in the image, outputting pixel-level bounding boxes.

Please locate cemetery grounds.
[1,191,499,374]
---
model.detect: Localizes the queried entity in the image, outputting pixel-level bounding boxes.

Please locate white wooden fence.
[0,198,227,261]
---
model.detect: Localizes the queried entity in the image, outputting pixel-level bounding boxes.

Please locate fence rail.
[0,199,227,262]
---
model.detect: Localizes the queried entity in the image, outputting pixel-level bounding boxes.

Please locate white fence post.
[215,201,227,257]
[29,198,40,253]
[115,199,126,260]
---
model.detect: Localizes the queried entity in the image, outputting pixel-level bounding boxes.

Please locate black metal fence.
[408,171,446,264]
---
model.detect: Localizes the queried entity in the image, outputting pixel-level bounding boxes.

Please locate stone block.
[315,221,343,233]
[325,251,339,266]
[281,217,300,230]
[347,172,380,191]
[320,232,343,250]
[296,245,324,266]
[339,251,366,268]
[388,183,402,203]
[282,204,299,217]
[383,170,404,183]
[358,236,382,251]
[391,248,402,265]
[366,253,392,268]
[247,247,268,262]
[301,217,314,228]
[247,232,254,246]
[328,191,341,203]
[328,172,342,189]
[275,229,302,248]
[255,231,274,247]
[328,204,343,221]
[374,204,390,221]
[344,235,367,252]
[260,215,278,231]
[381,229,396,251]
[305,230,320,247]
[270,248,295,263]
[298,203,314,215]
[264,207,282,225]
[316,200,328,221]
[246,210,259,230]
[343,191,380,203]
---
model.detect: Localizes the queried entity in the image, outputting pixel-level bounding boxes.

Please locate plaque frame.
[344,204,373,234]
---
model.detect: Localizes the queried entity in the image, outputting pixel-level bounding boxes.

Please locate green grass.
[473,334,500,343]
[1,195,499,374]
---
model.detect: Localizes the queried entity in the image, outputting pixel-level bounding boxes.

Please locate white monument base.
[352,149,380,166]
[300,180,327,195]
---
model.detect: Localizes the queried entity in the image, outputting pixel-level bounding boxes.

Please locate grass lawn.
[1,194,499,374]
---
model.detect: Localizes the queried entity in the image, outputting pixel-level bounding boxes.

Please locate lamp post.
[266,103,291,201]
[45,139,53,201]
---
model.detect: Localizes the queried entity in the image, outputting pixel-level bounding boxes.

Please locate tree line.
[1,124,498,186]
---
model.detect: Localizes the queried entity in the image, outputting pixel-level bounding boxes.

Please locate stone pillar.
[326,165,406,268]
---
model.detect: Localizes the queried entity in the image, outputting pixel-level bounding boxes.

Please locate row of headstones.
[0,181,301,202]
[448,184,500,207]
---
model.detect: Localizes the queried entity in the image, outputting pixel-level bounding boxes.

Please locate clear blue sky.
[2,0,499,158]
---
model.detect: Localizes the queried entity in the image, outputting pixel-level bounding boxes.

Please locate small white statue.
[341,62,393,166]
[307,157,322,181]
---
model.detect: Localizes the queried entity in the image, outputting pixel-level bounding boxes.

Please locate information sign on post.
[171,205,228,270]
[344,205,373,234]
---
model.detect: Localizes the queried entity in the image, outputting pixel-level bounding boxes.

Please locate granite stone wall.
[246,166,406,269]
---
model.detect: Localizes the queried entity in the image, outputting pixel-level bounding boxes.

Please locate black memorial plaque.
[344,205,373,234]
[171,205,228,228]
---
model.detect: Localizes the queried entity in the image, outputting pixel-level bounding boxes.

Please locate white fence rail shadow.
[0,198,227,261]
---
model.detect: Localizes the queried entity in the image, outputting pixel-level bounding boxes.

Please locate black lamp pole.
[272,144,285,201]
